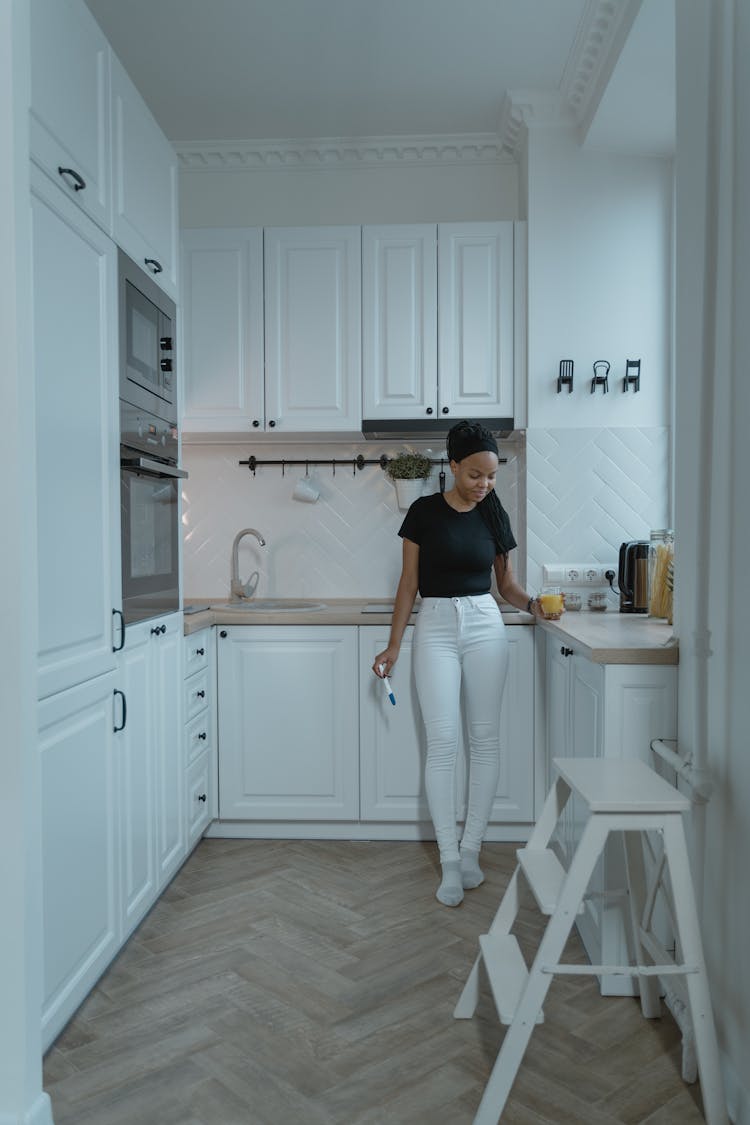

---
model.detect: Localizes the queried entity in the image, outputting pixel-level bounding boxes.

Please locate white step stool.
[455,756,727,1125]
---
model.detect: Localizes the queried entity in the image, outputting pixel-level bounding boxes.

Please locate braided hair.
[446,420,516,560]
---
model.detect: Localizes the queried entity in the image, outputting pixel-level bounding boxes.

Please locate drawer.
[185,707,212,766]
[186,752,212,845]
[184,630,210,677]
[184,666,210,722]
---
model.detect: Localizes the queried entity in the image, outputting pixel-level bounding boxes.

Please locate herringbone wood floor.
[43,840,705,1124]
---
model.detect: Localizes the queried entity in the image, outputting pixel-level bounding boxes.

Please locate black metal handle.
[151,623,167,636]
[196,690,205,699]
[58,166,86,191]
[113,689,127,732]
[144,258,163,274]
[426,407,433,415]
[196,648,205,656]
[252,419,260,427]
[197,793,207,803]
[220,630,228,638]
[112,608,125,652]
[441,406,449,414]
[269,419,276,427]
[198,731,207,741]
[560,646,574,657]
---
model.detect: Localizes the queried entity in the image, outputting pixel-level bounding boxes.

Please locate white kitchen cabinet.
[217,625,359,819]
[181,228,264,433]
[359,624,534,823]
[31,166,120,701]
[29,0,111,232]
[362,225,438,419]
[438,222,516,420]
[183,628,215,847]
[39,670,119,1049]
[110,53,179,300]
[542,631,677,994]
[151,614,185,884]
[264,226,362,431]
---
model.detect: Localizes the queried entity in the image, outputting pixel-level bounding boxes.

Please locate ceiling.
[83,0,674,157]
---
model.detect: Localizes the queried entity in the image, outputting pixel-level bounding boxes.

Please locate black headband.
[446,421,499,463]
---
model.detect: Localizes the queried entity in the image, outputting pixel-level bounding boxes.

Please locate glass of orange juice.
[539,585,564,620]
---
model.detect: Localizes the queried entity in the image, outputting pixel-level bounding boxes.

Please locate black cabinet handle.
[196,690,205,699]
[220,630,228,638]
[198,731,207,741]
[197,793,207,803]
[426,407,433,415]
[151,623,167,636]
[58,166,86,192]
[441,406,449,414]
[144,258,163,274]
[252,419,260,427]
[269,419,276,428]
[112,608,125,652]
[113,689,127,732]
[561,646,574,657]
[196,648,205,656]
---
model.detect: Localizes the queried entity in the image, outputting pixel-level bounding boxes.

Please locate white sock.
[436,860,464,907]
[460,847,484,889]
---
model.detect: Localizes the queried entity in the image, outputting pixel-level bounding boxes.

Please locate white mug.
[292,474,320,503]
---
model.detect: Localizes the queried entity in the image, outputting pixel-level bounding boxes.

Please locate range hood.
[362,417,515,441]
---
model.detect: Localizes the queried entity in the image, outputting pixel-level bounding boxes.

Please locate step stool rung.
[517,847,585,915]
[478,934,544,1026]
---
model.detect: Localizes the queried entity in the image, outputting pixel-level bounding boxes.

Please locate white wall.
[674,1,750,1119]
[180,158,519,228]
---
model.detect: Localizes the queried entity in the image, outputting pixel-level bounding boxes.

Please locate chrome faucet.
[230,527,266,601]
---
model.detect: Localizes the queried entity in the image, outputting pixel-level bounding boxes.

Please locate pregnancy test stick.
[378,664,396,706]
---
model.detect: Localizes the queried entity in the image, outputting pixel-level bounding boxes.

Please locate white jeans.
[413,595,510,864]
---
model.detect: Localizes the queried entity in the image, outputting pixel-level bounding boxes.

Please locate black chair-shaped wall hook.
[623,358,641,392]
[557,359,574,393]
[591,360,610,394]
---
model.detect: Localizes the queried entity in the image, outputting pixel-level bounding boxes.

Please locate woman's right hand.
[373,647,399,677]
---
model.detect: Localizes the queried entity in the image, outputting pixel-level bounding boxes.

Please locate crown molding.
[561,0,643,140]
[499,91,576,157]
[175,133,513,172]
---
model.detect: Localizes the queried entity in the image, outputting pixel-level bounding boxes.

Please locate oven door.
[120,459,185,625]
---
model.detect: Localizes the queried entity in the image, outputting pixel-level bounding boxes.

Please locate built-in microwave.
[118,249,176,421]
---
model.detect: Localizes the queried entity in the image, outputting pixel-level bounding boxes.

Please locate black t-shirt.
[398,492,516,597]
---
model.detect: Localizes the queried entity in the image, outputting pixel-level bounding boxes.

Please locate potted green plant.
[385,450,433,510]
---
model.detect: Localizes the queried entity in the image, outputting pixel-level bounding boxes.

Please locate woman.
[373,420,540,907]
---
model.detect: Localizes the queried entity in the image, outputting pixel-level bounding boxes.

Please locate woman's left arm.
[494,553,540,615]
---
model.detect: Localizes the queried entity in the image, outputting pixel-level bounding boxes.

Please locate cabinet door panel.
[438,222,514,418]
[182,229,264,431]
[264,227,361,431]
[30,0,111,230]
[32,171,119,700]
[491,626,534,821]
[111,55,178,299]
[218,626,358,818]
[362,225,437,419]
[40,671,119,1049]
[153,618,185,883]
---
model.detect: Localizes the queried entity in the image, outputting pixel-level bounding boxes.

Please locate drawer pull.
[58,166,86,191]
[197,793,207,803]
[196,647,205,656]
[196,690,206,698]
[197,731,207,741]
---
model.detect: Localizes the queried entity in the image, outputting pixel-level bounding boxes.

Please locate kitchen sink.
[213,599,327,612]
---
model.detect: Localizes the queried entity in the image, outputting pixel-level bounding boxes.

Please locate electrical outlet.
[543,563,617,587]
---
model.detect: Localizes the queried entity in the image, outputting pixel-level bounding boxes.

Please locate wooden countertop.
[183,598,534,635]
[536,611,678,665]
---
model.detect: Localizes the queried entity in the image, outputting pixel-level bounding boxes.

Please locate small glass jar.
[649,529,674,619]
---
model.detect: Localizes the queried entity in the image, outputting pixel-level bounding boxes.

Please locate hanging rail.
[238,454,507,475]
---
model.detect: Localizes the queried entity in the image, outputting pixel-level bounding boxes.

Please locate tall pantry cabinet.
[29,0,186,1049]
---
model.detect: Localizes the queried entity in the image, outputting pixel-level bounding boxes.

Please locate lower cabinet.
[215,622,534,830]
[217,625,359,819]
[39,670,120,1048]
[542,631,677,994]
[183,628,215,847]
[358,624,534,823]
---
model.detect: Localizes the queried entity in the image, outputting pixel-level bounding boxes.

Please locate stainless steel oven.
[120,403,187,625]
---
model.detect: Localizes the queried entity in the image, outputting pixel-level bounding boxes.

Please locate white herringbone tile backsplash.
[525,427,670,592]
[182,440,524,600]
[181,428,669,601]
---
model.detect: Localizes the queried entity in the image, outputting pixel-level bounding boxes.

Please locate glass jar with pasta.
[649,529,674,620]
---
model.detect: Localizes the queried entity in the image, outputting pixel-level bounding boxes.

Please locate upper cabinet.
[29,0,112,232]
[110,54,180,301]
[264,226,362,432]
[363,222,519,423]
[182,228,265,432]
